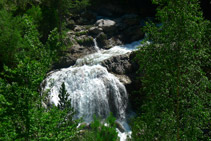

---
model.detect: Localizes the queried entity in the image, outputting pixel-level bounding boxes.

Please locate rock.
[96,19,116,33]
[113,74,132,85]
[52,56,75,69]
[52,44,96,70]
[76,35,94,47]
[88,26,103,36]
[106,37,123,49]
[96,19,116,28]
[100,51,141,96]
[115,121,126,133]
[101,53,132,75]
[74,25,83,32]
[96,33,123,49]
[96,32,108,49]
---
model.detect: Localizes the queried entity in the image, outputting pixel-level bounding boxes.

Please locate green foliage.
[81,113,119,141]
[70,0,90,13]
[0,9,22,68]
[46,28,63,50]
[40,0,90,41]
[0,5,67,140]
[26,5,42,26]
[133,0,211,140]
[76,37,93,46]
[29,98,80,140]
[0,0,91,140]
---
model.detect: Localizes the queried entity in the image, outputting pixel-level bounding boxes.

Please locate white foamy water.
[76,39,144,66]
[42,39,144,140]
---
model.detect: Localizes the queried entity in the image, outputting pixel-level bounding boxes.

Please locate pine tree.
[58,82,72,110]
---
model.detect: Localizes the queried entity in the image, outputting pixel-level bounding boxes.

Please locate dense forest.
[0,0,210,140]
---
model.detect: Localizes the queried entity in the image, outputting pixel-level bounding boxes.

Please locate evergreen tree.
[58,82,72,110]
[133,0,211,140]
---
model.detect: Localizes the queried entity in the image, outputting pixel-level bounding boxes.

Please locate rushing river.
[42,39,144,140]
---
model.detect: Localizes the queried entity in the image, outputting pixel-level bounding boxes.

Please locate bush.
[81,113,119,141]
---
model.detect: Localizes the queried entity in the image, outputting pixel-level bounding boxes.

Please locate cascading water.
[42,39,144,140]
[43,65,128,122]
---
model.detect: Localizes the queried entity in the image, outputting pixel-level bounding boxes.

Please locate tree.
[0,9,22,69]
[133,0,211,140]
[58,82,72,110]
[0,16,80,139]
[0,13,54,140]
[41,0,89,41]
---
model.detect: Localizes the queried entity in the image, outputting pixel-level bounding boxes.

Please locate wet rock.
[106,37,123,49]
[113,74,132,85]
[101,53,132,75]
[52,56,75,69]
[96,33,123,49]
[100,51,140,95]
[115,121,126,133]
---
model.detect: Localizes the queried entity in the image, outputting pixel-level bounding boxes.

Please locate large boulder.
[101,51,140,95]
[96,19,116,33]
[101,53,132,75]
[94,16,144,45]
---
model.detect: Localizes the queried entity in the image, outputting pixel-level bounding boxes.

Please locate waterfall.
[42,39,144,140]
[43,65,128,122]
